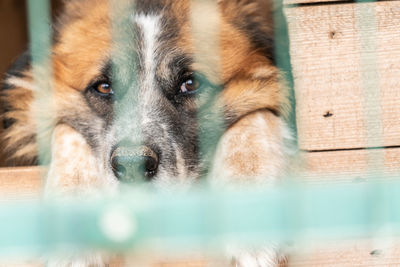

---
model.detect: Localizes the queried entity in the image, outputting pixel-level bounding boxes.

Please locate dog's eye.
[180,77,200,94]
[94,81,113,96]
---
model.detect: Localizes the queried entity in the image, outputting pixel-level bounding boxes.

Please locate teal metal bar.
[0,181,400,259]
[27,0,51,65]
[355,1,383,174]
[190,0,226,179]
[354,3,385,251]
[274,0,298,147]
[26,0,54,166]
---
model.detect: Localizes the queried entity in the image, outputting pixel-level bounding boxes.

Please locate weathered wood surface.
[0,167,43,200]
[284,0,351,5]
[299,147,400,183]
[290,239,400,266]
[285,1,400,151]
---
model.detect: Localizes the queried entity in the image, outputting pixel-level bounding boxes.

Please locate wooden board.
[284,0,351,6]
[290,239,400,266]
[0,167,43,200]
[299,147,400,183]
[285,1,400,151]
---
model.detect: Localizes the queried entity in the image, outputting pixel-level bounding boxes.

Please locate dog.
[1,0,292,265]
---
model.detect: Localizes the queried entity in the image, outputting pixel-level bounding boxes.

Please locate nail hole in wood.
[329,31,336,39]
[370,249,382,256]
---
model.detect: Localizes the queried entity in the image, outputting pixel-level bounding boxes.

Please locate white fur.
[45,125,117,266]
[135,14,161,81]
[6,76,35,91]
[210,114,293,187]
[228,245,287,267]
[135,14,161,112]
[45,124,118,196]
[174,143,189,182]
[47,252,108,267]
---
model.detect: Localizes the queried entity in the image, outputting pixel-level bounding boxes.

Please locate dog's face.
[2,0,286,187]
[54,1,207,185]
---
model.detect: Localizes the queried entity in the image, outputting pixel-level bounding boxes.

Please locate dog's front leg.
[211,110,291,186]
[211,110,292,267]
[45,124,116,266]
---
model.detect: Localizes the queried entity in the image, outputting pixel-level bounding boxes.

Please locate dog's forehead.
[53,0,271,92]
[53,0,192,90]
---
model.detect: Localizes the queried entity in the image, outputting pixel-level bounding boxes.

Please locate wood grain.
[290,239,400,266]
[284,0,351,5]
[0,166,43,200]
[299,147,400,183]
[285,1,400,151]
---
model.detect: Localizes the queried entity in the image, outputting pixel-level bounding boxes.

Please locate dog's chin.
[102,165,198,192]
[150,173,198,192]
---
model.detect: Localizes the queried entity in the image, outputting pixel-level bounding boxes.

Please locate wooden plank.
[299,147,400,183]
[0,166,43,200]
[290,239,400,266]
[2,157,400,198]
[2,243,400,267]
[285,2,400,151]
[284,0,351,6]
[0,263,42,267]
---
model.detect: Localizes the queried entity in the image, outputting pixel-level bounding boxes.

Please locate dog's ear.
[219,0,275,61]
[0,51,38,165]
[217,0,290,127]
[1,51,31,85]
[1,50,31,127]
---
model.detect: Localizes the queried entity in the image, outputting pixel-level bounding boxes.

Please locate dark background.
[0,0,63,166]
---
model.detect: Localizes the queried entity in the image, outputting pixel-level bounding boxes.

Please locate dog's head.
[1,0,287,185]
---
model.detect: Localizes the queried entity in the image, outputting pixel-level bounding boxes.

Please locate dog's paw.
[45,124,118,197]
[229,247,288,267]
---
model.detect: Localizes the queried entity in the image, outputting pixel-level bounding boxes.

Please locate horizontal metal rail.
[0,180,400,258]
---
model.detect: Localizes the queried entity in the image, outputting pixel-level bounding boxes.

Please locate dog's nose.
[110,144,158,182]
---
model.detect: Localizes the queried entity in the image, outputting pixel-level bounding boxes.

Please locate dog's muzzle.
[110,143,159,182]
